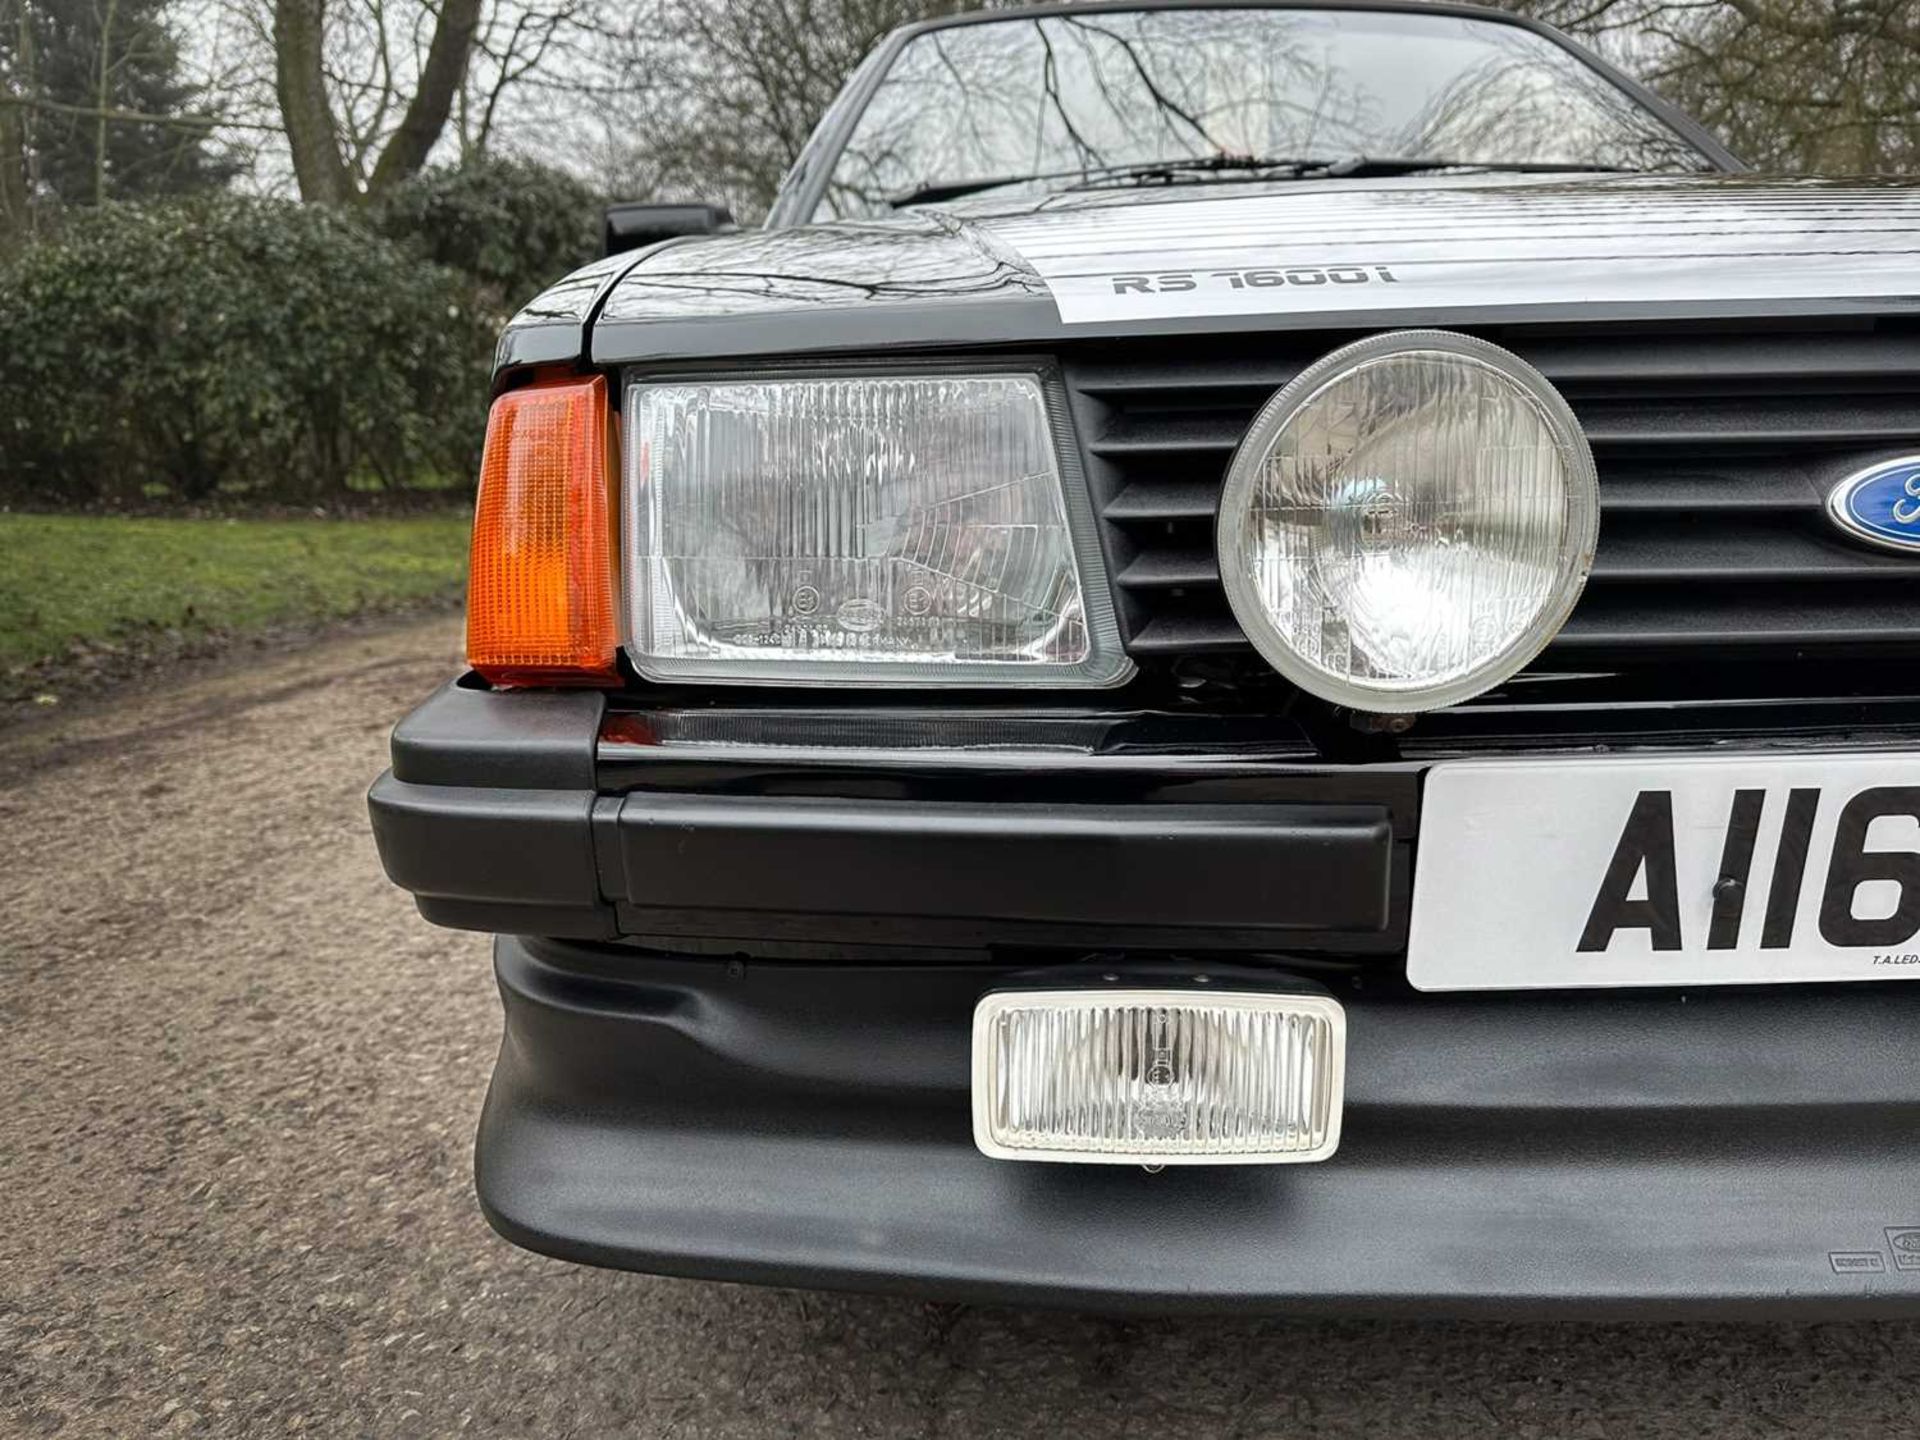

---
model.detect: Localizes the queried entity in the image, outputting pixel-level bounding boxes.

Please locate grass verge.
[0,511,470,703]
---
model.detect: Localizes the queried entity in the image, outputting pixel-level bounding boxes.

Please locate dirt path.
[3,616,1917,1437]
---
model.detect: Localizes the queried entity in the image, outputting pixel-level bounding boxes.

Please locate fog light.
[971,989,1345,1165]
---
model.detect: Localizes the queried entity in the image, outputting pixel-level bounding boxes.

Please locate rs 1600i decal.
[1108,266,1399,295]
[985,180,1920,325]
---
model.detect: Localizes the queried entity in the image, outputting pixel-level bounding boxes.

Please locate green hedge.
[368,155,602,311]
[0,195,495,507]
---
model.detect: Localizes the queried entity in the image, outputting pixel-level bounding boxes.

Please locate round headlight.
[1217,330,1598,713]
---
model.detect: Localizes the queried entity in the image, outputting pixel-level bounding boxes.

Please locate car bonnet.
[502,173,1920,374]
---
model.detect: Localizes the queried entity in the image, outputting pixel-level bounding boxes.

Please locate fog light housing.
[971,989,1346,1165]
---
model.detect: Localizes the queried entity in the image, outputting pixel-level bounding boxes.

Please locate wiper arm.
[885,154,1332,208]
[1315,156,1648,178]
[886,161,1153,208]
[884,154,1647,209]
[1058,153,1336,191]
[885,174,1050,208]
[1058,153,1647,191]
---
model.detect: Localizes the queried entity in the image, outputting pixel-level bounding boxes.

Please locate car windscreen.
[816,7,1713,219]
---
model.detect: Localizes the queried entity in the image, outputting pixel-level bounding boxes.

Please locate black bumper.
[372,680,1920,1313]
[483,935,1920,1316]
[367,680,1414,952]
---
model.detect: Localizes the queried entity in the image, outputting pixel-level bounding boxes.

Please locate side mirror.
[603,201,735,256]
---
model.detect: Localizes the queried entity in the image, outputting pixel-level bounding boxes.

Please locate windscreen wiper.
[885,154,1332,208]
[1313,156,1648,178]
[885,167,1106,208]
[1055,154,1339,191]
[1069,155,1650,187]
[885,154,1646,209]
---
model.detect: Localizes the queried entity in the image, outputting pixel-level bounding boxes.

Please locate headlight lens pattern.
[625,373,1130,686]
[1217,331,1599,712]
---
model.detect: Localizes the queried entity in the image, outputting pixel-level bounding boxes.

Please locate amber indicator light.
[466,375,618,686]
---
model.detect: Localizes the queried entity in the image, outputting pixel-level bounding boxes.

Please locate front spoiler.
[479,936,1920,1316]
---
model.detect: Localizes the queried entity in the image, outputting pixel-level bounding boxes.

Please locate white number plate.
[1408,752,1920,991]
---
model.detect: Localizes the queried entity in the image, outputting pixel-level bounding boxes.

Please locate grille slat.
[1103,471,1834,524]
[1584,463,1819,513]
[1131,611,1248,655]
[1559,590,1920,651]
[1513,332,1920,387]
[1071,334,1920,397]
[1087,413,1244,459]
[1103,478,1222,521]
[1088,398,1920,460]
[1590,525,1919,584]
[1117,548,1220,590]
[1067,325,1920,689]
[1578,395,1920,449]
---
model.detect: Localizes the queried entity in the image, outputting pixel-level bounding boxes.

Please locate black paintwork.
[583,174,1920,369]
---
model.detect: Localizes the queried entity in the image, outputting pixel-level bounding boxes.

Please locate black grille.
[1064,324,1920,688]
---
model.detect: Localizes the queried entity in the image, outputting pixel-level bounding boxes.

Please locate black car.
[371,0,1920,1314]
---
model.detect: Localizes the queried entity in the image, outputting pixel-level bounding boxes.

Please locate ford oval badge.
[1827,456,1920,552]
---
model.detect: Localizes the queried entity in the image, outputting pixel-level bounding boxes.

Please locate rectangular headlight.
[972,989,1346,1165]
[622,373,1131,686]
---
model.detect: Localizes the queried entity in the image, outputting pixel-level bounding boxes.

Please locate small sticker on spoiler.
[1830,1251,1887,1275]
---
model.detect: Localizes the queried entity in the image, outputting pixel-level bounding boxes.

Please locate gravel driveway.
[4,615,1918,1437]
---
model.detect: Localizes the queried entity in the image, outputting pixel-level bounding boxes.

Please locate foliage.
[0,195,493,507]
[0,0,241,230]
[272,0,485,204]
[0,510,470,677]
[614,0,990,220]
[1504,0,1920,172]
[368,154,601,308]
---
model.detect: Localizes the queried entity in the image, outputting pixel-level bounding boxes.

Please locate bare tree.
[0,0,37,231]
[454,0,599,154]
[1507,0,1920,172]
[272,0,483,201]
[272,0,346,197]
[605,0,995,219]
[0,0,244,233]
[18,0,1914,228]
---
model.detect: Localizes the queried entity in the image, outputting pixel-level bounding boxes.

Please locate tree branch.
[364,0,482,192]
[0,93,282,132]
